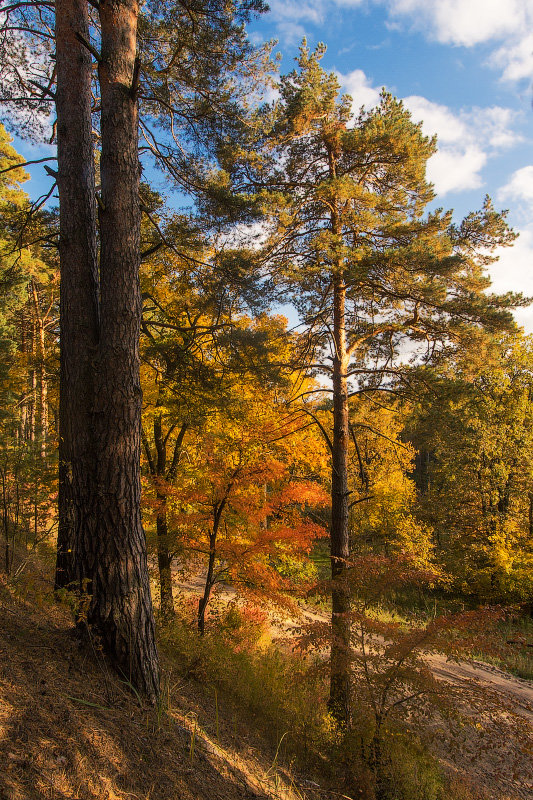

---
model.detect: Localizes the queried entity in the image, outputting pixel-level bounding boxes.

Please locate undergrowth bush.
[159,607,332,767]
[343,723,444,800]
[159,603,460,800]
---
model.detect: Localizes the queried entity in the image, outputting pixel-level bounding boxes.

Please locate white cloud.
[276,21,308,46]
[405,98,521,152]
[267,0,325,25]
[265,0,328,45]
[476,107,523,149]
[381,0,533,83]
[264,1,533,83]
[428,146,487,195]
[498,166,533,207]
[386,0,527,47]
[403,96,521,195]
[491,33,533,83]
[266,1,533,83]
[335,1,533,84]
[403,95,465,142]
[489,226,533,332]
[337,68,382,110]
[333,82,521,196]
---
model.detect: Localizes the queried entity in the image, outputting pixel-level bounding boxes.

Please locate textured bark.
[198,531,216,635]
[156,511,174,618]
[143,418,188,618]
[154,411,173,619]
[198,496,228,635]
[54,0,99,591]
[328,273,352,727]
[90,0,159,701]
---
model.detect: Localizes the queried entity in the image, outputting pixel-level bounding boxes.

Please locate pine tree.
[1,0,270,699]
[252,43,519,725]
[407,333,533,602]
[54,0,99,599]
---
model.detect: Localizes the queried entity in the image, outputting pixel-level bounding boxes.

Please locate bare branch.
[0,156,57,176]
[75,32,101,63]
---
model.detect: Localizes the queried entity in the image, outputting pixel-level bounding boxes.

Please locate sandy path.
[425,653,533,718]
[175,573,533,714]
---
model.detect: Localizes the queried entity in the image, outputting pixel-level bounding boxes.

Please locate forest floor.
[0,574,315,800]
[1,566,532,800]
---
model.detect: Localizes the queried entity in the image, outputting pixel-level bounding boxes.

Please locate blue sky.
[248,0,533,330]
[9,0,533,329]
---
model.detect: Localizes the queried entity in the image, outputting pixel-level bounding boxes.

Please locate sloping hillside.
[2,571,533,800]
[0,576,304,800]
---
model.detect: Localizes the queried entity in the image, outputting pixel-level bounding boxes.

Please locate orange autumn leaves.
[143,379,330,620]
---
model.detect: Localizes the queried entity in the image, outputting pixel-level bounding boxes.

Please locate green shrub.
[159,609,332,768]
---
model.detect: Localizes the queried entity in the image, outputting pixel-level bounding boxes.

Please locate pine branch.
[0,156,57,176]
[75,31,101,63]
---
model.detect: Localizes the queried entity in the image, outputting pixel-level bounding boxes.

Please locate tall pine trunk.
[54,0,99,591]
[328,273,352,727]
[91,0,159,700]
[327,142,352,727]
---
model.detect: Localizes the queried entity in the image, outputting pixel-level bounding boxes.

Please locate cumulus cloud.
[403,96,464,141]
[491,33,533,83]
[388,0,533,83]
[334,72,522,196]
[384,0,527,47]
[337,0,533,83]
[264,1,533,82]
[489,226,533,332]
[402,97,521,152]
[403,96,522,195]
[267,0,325,24]
[337,68,382,110]
[276,21,308,46]
[498,166,533,208]
[266,0,326,42]
[427,146,487,195]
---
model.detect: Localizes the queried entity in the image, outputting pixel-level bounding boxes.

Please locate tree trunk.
[326,139,352,726]
[157,509,174,619]
[198,532,217,636]
[54,0,99,591]
[90,0,159,701]
[30,316,36,442]
[143,416,188,619]
[30,280,48,457]
[198,495,228,635]
[149,411,175,618]
[328,272,352,727]
[2,471,10,575]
